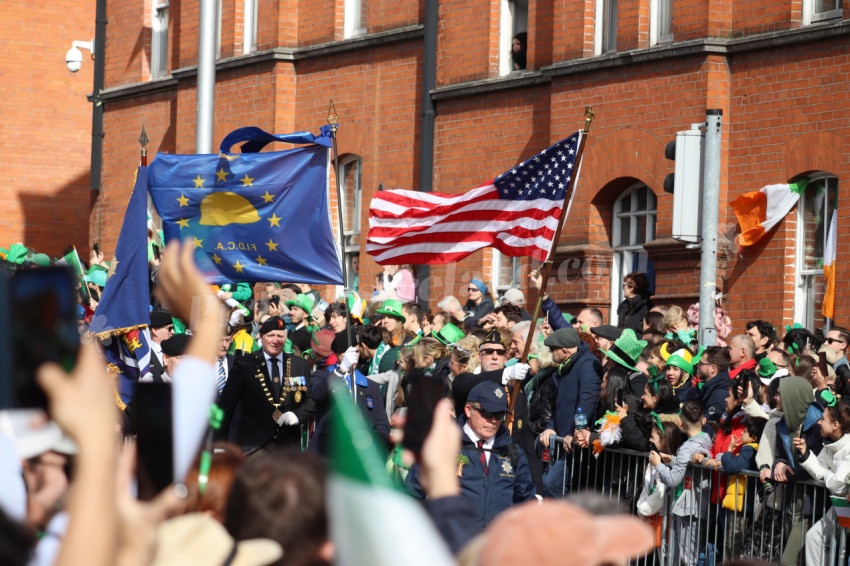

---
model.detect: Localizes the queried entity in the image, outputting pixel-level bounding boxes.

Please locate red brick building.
[95,0,849,334]
[1,1,96,256]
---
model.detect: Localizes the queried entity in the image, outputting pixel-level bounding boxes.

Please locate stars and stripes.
[366,132,583,265]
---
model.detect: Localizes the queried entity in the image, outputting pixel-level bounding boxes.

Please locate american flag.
[366,132,583,265]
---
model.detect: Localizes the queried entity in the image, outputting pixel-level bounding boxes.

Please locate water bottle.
[574,407,588,431]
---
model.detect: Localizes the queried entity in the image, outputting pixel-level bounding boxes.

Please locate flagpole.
[74,245,92,301]
[327,101,353,347]
[506,106,594,426]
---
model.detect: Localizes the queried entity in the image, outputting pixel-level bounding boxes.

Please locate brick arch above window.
[581,127,668,199]
[332,120,366,158]
[783,131,845,182]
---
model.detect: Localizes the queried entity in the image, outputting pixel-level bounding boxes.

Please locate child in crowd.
[794,402,850,566]
[637,421,684,519]
[715,416,767,559]
[649,400,713,566]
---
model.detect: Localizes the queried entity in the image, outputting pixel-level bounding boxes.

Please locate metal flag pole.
[327,101,353,347]
[505,106,595,427]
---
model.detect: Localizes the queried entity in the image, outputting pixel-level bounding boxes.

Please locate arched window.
[794,174,838,330]
[610,183,656,325]
[340,156,362,292]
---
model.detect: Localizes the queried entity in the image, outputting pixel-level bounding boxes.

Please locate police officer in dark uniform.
[309,333,390,456]
[219,316,315,453]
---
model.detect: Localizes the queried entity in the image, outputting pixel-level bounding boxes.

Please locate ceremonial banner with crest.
[148,127,344,285]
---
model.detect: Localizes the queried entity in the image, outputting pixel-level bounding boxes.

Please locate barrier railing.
[547,436,847,566]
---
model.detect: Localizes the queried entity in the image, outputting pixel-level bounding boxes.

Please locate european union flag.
[148,127,344,285]
[89,166,153,407]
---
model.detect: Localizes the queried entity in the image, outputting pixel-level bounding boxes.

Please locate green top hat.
[434,323,465,346]
[603,329,647,373]
[286,293,315,318]
[376,299,406,323]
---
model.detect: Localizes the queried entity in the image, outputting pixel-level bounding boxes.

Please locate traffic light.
[664,124,705,243]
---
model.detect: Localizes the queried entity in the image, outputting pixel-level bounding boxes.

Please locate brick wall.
[0,0,96,256]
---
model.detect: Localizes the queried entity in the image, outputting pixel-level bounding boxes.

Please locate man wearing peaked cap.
[539,326,603,497]
[405,381,535,533]
[219,316,315,453]
[590,324,620,351]
[451,328,542,493]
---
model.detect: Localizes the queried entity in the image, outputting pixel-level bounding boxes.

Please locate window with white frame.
[650,0,672,45]
[151,1,169,79]
[609,183,656,326]
[794,175,837,330]
[492,250,522,300]
[343,0,367,38]
[498,0,529,76]
[243,0,259,54]
[340,156,362,291]
[803,0,843,25]
[216,0,223,58]
[595,0,618,55]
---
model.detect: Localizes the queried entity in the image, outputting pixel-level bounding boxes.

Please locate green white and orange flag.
[831,496,850,528]
[731,178,809,247]
[823,210,838,319]
[328,387,454,566]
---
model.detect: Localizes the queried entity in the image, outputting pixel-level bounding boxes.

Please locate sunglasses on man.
[474,406,507,421]
[479,348,506,356]
[827,338,846,345]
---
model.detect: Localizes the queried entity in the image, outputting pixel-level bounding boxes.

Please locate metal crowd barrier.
[547,436,847,566]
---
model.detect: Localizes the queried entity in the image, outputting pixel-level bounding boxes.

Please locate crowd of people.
[2,238,849,566]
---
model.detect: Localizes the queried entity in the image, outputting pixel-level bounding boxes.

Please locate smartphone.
[402,370,446,456]
[616,388,625,406]
[93,243,100,255]
[818,351,829,378]
[133,382,174,501]
[269,295,280,308]
[0,267,80,410]
[317,299,329,313]
[796,425,803,439]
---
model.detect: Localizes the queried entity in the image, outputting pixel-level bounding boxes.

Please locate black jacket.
[524,367,558,437]
[619,396,681,452]
[310,366,390,456]
[617,293,653,335]
[218,350,315,452]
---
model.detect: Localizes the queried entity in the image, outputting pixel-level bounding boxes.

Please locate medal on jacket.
[295,391,302,403]
[272,410,282,421]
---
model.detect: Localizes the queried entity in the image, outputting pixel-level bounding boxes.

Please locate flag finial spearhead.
[327,100,339,132]
[138,125,150,164]
[584,106,594,134]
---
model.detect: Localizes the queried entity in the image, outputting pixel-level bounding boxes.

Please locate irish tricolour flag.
[830,496,850,529]
[328,387,454,566]
[731,178,810,247]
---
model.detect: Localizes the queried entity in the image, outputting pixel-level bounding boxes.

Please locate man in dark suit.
[215,333,235,397]
[148,310,174,382]
[219,316,315,453]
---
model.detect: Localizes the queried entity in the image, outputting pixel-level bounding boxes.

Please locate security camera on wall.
[65,40,93,73]
[66,46,83,72]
